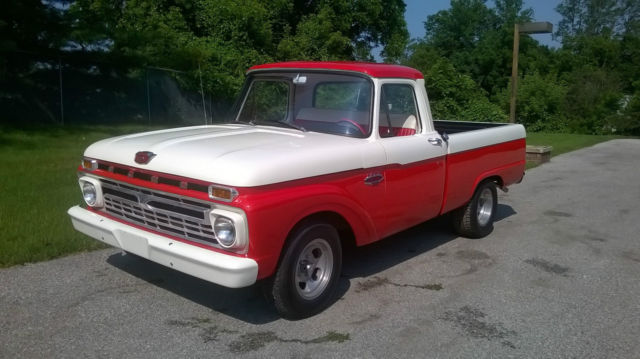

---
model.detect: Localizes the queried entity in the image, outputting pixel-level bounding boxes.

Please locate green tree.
[619,32,640,92]
[276,5,353,61]
[424,0,496,55]
[63,0,409,100]
[275,0,409,62]
[494,0,534,26]
[610,91,640,135]
[408,0,538,123]
[556,0,628,39]
[553,0,639,134]
[563,68,623,133]
[0,0,66,55]
[420,0,537,95]
[1,0,69,124]
[498,73,568,131]
[406,44,505,122]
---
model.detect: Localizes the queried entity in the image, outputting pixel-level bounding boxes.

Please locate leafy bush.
[411,53,506,122]
[460,98,507,123]
[562,68,624,134]
[604,92,640,135]
[498,72,568,132]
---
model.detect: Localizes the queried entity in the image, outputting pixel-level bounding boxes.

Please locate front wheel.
[270,222,342,319]
[452,181,498,238]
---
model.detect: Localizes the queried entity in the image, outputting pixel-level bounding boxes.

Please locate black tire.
[270,222,342,320]
[452,181,498,238]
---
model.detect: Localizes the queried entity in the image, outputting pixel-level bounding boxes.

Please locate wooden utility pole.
[509,24,520,124]
[509,22,552,124]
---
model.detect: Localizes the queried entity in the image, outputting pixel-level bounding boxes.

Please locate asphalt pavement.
[1,139,639,358]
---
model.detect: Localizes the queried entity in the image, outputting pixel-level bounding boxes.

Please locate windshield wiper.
[250,120,306,132]
[233,120,256,126]
[275,120,306,132]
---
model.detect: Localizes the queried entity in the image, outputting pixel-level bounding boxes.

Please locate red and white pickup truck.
[68,61,525,318]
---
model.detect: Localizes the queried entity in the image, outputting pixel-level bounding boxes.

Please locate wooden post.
[199,62,207,125]
[509,23,520,123]
[146,68,151,125]
[58,57,64,125]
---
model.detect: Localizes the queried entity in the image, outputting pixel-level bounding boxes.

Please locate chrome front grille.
[100,179,218,246]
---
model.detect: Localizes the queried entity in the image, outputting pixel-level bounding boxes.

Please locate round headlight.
[214,216,236,247]
[82,181,97,206]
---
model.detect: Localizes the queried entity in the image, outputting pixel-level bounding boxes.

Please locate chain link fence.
[1,51,232,127]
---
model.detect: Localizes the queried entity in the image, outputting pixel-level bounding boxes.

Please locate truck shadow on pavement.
[106,253,282,324]
[342,204,516,279]
[106,204,516,324]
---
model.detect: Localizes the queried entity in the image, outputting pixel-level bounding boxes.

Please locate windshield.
[235,72,372,138]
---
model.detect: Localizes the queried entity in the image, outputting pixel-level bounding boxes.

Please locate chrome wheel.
[476,187,494,227]
[452,181,497,239]
[271,222,342,319]
[294,238,333,300]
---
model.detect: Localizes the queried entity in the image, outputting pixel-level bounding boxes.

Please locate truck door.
[377,82,447,237]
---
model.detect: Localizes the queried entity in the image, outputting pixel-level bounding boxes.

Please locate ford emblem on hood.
[135,151,156,164]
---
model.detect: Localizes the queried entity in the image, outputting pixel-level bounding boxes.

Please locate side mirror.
[293,74,307,85]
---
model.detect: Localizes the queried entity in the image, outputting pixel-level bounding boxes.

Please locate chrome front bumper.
[68,206,258,288]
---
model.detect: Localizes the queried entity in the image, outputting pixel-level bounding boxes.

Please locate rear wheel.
[452,181,497,238]
[270,222,342,319]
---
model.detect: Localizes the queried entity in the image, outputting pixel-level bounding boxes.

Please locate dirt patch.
[441,306,517,348]
[455,249,491,260]
[167,317,349,352]
[228,331,278,353]
[450,249,495,276]
[356,276,389,292]
[524,258,570,276]
[543,210,573,218]
[620,251,640,263]
[349,313,381,325]
[166,317,237,343]
[586,235,607,243]
[66,283,147,309]
[228,331,350,353]
[356,276,443,292]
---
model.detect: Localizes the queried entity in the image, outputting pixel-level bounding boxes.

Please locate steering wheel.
[336,119,366,137]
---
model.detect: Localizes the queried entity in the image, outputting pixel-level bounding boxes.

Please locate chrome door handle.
[364,173,384,186]
[428,138,442,145]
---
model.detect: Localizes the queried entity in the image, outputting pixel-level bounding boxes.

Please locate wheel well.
[480,175,503,188]
[285,211,356,255]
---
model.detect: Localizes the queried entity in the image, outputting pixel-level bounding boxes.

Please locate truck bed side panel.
[441,124,526,214]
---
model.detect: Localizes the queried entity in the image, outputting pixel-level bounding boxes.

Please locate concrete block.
[526,145,552,164]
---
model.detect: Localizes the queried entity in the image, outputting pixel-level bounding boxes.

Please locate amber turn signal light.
[82,158,98,170]
[208,185,238,202]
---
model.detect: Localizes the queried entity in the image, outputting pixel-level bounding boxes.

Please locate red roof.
[248,61,424,80]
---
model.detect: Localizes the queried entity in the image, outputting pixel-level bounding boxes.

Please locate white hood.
[84,124,385,187]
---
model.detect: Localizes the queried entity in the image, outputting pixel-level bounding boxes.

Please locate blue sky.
[404,0,562,47]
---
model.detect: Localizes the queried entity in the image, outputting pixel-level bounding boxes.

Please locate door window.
[379,84,419,137]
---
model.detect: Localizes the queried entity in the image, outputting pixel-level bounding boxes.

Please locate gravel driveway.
[2,139,639,358]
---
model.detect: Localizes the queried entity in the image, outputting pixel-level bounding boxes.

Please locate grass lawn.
[0,125,168,267]
[525,132,626,169]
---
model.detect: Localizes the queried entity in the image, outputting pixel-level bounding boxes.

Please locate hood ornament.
[135,151,156,165]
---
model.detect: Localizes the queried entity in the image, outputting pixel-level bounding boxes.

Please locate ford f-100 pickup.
[68,61,525,319]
